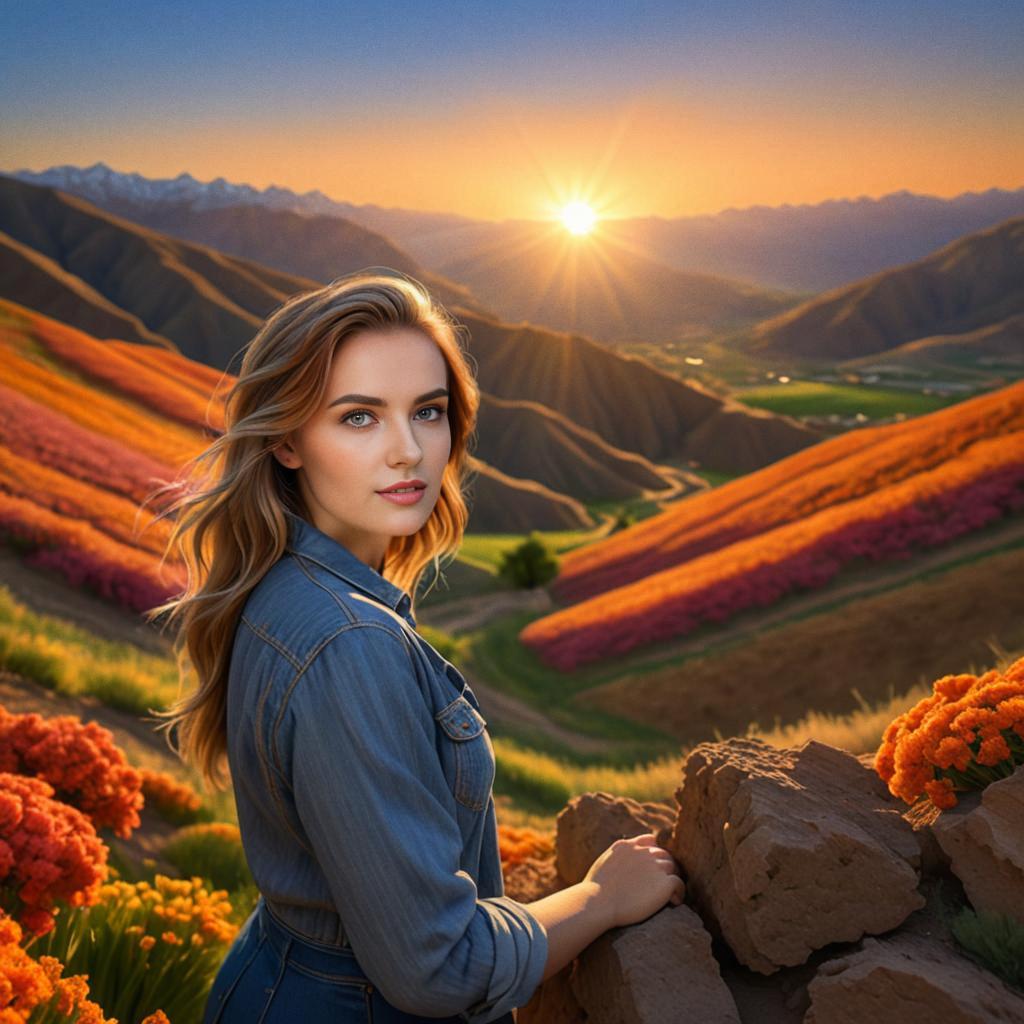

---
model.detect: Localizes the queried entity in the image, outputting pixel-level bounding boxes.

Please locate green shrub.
[163,823,254,893]
[1,638,67,690]
[950,905,1024,992]
[611,508,635,532]
[497,533,559,589]
[80,668,154,714]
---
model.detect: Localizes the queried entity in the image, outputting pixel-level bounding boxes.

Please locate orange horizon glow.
[6,91,1023,222]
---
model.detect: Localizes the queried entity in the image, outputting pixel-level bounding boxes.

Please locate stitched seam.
[292,552,360,622]
[244,622,314,857]
[241,615,302,670]
[256,933,291,1024]
[270,623,413,785]
[281,960,370,986]
[265,900,351,951]
[210,935,265,1024]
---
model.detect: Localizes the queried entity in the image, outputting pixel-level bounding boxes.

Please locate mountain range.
[0,176,828,535]
[15,163,1024,295]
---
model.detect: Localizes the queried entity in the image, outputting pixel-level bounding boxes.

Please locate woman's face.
[273,326,452,571]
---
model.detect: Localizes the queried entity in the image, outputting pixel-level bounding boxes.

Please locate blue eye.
[342,410,375,428]
[341,405,446,429]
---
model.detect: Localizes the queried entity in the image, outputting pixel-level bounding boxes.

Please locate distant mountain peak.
[5,162,407,222]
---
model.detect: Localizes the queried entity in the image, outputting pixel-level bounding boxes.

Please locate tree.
[497,533,560,589]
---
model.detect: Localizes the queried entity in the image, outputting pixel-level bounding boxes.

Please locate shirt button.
[461,722,470,730]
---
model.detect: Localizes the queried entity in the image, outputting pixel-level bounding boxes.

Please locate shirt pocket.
[435,694,495,812]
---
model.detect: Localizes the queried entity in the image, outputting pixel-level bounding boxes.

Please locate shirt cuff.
[459,896,549,1024]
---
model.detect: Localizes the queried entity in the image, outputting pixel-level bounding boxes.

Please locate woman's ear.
[272,437,302,470]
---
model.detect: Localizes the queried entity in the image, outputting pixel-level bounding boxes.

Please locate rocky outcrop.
[571,904,740,1023]
[931,765,1024,926]
[515,741,1024,1024]
[554,791,676,886]
[805,931,1024,1023]
[668,738,924,974]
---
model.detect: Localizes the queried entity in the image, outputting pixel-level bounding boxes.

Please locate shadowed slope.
[746,215,1024,362]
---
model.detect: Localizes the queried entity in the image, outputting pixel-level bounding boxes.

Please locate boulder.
[931,764,1024,925]
[571,904,741,1024]
[555,791,677,886]
[517,961,587,1024]
[804,931,1024,1022]
[669,738,925,974]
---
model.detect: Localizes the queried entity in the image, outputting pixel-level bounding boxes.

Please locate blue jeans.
[203,897,516,1023]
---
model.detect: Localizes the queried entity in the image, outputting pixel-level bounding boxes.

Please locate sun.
[560,201,597,236]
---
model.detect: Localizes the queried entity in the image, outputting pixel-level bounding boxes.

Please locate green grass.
[0,585,179,710]
[732,380,961,419]
[456,521,611,573]
[949,904,1024,993]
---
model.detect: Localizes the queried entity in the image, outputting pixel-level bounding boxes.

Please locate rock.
[669,738,925,974]
[931,764,1024,925]
[555,791,677,886]
[803,931,1024,1022]
[571,904,741,1024]
[517,961,587,1024]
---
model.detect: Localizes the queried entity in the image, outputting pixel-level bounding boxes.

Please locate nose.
[388,417,423,467]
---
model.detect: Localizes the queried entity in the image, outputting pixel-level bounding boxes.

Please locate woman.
[150,270,684,1024]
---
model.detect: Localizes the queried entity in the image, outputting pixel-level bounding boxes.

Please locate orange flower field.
[522,394,1024,668]
[552,379,1024,605]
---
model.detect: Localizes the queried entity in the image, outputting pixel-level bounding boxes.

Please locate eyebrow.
[327,387,450,409]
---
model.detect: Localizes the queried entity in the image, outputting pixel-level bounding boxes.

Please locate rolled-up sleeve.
[283,623,548,1022]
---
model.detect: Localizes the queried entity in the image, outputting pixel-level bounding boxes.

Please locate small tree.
[611,507,635,533]
[498,533,559,589]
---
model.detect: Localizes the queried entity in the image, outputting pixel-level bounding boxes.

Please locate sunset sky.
[3,1,1023,221]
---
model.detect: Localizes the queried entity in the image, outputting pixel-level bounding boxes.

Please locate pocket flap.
[436,695,487,741]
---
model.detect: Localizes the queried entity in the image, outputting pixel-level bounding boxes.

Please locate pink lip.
[376,484,426,506]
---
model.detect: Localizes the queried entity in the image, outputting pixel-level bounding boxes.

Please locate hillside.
[0,301,599,612]
[518,378,1024,669]
[744,215,1024,362]
[56,193,489,320]
[437,220,798,344]
[0,176,824,478]
[454,311,822,473]
[474,393,700,502]
[840,312,1024,376]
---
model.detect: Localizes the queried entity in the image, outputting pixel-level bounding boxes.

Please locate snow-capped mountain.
[10,161,367,218]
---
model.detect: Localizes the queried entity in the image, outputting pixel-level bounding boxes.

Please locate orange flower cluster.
[875,654,1024,810]
[497,825,555,868]
[0,708,143,838]
[98,876,238,948]
[139,770,203,824]
[0,774,107,937]
[0,911,114,1023]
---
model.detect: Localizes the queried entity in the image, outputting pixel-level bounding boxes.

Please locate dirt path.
[416,586,554,634]
[0,550,173,656]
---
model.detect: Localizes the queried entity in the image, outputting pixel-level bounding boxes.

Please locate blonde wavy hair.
[146,270,479,788]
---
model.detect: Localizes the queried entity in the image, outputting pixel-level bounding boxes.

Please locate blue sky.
[3,0,1022,218]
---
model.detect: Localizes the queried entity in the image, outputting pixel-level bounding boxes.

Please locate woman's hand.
[582,833,685,930]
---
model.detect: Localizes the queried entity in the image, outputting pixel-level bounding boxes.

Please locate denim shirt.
[224,511,549,1022]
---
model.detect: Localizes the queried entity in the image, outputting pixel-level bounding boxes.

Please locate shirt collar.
[283,510,416,628]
